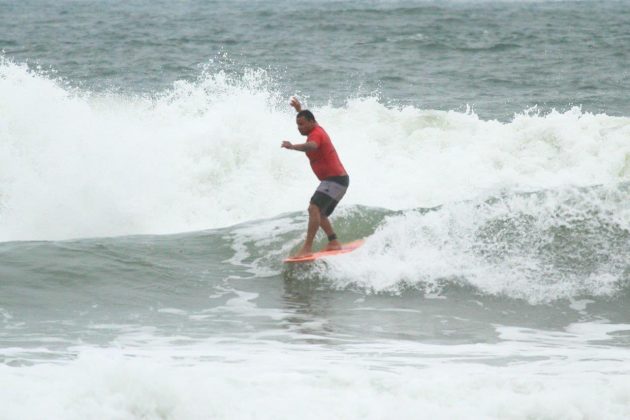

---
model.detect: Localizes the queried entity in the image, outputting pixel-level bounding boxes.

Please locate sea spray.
[1,60,629,241]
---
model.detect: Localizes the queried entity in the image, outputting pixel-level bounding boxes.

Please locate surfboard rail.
[283,239,365,263]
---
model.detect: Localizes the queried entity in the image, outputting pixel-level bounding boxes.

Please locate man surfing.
[281,97,349,258]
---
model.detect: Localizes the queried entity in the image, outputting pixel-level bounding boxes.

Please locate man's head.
[296,110,317,135]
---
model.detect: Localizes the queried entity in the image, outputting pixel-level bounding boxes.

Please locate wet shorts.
[310,175,349,217]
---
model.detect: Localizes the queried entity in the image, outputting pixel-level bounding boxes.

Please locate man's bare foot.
[324,240,342,251]
[293,246,313,258]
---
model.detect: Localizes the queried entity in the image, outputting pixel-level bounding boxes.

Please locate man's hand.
[289,96,302,112]
[281,141,293,149]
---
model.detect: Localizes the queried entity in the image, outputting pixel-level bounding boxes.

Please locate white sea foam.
[1,60,629,241]
[2,332,630,420]
[318,185,629,302]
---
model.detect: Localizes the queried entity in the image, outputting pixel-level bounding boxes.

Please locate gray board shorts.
[310,175,349,217]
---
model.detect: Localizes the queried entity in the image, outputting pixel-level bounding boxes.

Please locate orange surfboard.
[283,239,365,263]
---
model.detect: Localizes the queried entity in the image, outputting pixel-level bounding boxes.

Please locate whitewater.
[1,60,628,241]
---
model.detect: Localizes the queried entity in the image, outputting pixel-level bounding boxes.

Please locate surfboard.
[283,239,365,263]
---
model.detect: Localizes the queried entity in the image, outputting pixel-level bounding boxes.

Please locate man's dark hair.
[297,110,316,122]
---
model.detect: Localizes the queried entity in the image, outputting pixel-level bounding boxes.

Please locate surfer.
[281,97,349,257]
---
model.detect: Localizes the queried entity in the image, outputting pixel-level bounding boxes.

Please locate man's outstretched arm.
[281,141,317,152]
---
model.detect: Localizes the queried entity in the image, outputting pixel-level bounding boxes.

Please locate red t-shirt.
[305,125,347,180]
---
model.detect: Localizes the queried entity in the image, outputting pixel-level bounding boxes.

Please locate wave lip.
[1,59,630,241]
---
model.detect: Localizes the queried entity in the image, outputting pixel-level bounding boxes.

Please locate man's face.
[296,116,315,135]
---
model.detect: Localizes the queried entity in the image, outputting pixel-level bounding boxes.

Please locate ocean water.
[1,0,630,419]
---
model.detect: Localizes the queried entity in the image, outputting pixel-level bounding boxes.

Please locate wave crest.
[1,59,629,241]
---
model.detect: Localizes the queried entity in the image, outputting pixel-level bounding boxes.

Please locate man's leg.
[320,216,341,251]
[295,203,321,257]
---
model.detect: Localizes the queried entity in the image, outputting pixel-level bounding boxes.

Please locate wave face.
[1,60,629,241]
[313,187,630,303]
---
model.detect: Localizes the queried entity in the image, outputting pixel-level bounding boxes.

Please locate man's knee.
[308,203,320,216]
